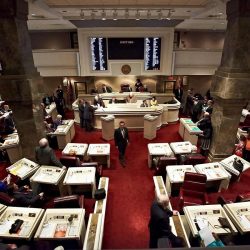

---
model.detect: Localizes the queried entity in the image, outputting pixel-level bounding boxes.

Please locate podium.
[144,114,158,140]
[101,115,115,140]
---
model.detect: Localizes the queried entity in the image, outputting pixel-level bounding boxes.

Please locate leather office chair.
[121,84,130,92]
[179,172,209,211]
[60,155,81,168]
[81,162,103,186]
[179,153,206,165]
[44,194,84,209]
[155,156,177,181]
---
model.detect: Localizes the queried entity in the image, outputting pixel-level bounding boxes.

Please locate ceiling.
[27,0,228,31]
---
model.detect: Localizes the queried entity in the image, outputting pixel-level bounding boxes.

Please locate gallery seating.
[179,172,209,211]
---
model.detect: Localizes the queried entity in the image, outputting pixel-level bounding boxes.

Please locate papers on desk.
[149,145,171,156]
[199,226,215,247]
[172,171,185,182]
[40,223,57,238]
[33,169,62,183]
[196,217,209,230]
[238,215,250,230]
[66,170,93,184]
[39,223,75,238]
[0,220,13,234]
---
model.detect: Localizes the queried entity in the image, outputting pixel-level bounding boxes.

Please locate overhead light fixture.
[80,9,85,20]
[147,10,151,20]
[113,9,118,20]
[125,9,129,19]
[91,10,95,20]
[101,9,106,20]
[135,10,140,20]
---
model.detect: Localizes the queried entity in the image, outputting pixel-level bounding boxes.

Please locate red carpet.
[1,119,250,249]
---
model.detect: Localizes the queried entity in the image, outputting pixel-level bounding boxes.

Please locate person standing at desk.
[35,138,64,168]
[114,121,129,167]
[148,194,184,248]
[141,100,148,107]
[78,99,85,128]
[53,114,63,130]
[135,79,143,92]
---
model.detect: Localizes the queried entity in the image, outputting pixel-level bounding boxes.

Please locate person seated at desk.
[90,87,99,95]
[141,100,149,107]
[6,182,44,207]
[35,138,65,168]
[102,84,112,93]
[40,103,49,119]
[150,96,158,107]
[135,79,143,92]
[127,93,137,103]
[0,174,11,192]
[94,94,105,107]
[53,114,63,130]
[109,97,118,104]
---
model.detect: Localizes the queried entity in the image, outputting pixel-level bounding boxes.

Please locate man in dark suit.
[35,138,65,168]
[114,121,129,167]
[102,84,112,93]
[148,194,184,248]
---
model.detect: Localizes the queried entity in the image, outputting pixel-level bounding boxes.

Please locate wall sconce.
[101,9,106,20]
[113,9,118,20]
[63,77,68,86]
[135,10,140,20]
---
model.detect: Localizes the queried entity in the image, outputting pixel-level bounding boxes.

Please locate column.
[208,0,250,161]
[0,0,45,160]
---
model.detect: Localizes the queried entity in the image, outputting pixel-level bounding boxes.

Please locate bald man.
[35,138,64,168]
[148,194,184,248]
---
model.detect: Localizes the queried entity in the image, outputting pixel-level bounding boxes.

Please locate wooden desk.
[194,162,231,192]
[166,165,196,196]
[0,133,21,164]
[87,144,110,168]
[224,202,250,234]
[35,208,86,246]
[0,207,44,240]
[152,176,191,248]
[45,102,57,120]
[7,158,39,180]
[147,143,174,168]
[83,213,102,250]
[220,154,250,178]
[63,167,96,197]
[53,120,75,149]
[62,143,88,159]
[170,141,193,155]
[184,204,237,237]
[93,177,109,250]
[30,166,66,196]
[0,203,7,215]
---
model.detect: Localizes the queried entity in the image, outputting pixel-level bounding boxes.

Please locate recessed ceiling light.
[31,14,36,16]
[218,12,223,15]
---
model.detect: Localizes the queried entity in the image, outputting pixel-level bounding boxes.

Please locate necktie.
[121,129,125,139]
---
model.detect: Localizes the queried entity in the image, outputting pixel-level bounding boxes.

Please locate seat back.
[180,153,206,165]
[53,195,84,208]
[60,155,81,167]
[182,172,207,193]
[155,157,177,181]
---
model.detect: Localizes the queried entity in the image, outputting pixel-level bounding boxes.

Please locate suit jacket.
[13,187,40,207]
[114,127,129,147]
[102,86,112,93]
[149,201,175,248]
[35,145,63,167]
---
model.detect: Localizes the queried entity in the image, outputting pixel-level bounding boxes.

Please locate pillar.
[0,0,45,159]
[209,0,250,161]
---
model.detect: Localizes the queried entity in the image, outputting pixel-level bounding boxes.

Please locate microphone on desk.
[68,215,74,223]
[194,219,200,231]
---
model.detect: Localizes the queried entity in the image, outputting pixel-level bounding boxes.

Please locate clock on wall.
[121,64,131,75]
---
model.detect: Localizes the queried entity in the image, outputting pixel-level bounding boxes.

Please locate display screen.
[144,37,161,70]
[108,38,144,60]
[90,37,108,71]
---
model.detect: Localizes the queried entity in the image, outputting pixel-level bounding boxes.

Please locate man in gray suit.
[35,138,65,168]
